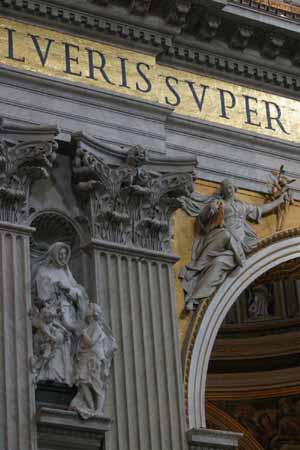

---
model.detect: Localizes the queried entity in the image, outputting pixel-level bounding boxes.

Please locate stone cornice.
[0,0,174,54]
[1,0,300,94]
[83,239,180,264]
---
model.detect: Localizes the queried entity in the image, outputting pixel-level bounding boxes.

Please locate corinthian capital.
[0,120,58,224]
[72,133,195,252]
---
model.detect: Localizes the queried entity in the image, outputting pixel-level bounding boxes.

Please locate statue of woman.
[179,179,290,311]
[31,242,90,385]
[70,303,117,419]
[33,242,89,331]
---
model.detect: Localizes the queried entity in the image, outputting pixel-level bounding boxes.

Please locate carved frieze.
[166,0,192,26]
[72,136,194,252]
[1,0,300,95]
[0,120,58,224]
[262,33,285,59]
[230,26,253,50]
[198,15,221,41]
[130,0,152,15]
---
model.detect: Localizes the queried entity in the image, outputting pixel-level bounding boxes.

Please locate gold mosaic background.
[0,17,300,142]
[172,180,300,346]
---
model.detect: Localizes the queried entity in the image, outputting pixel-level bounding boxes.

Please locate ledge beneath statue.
[37,407,112,450]
[187,428,242,450]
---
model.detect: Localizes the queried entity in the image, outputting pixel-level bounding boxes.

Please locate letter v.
[29,34,55,66]
[185,81,209,112]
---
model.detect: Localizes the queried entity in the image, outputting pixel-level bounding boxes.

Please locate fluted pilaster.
[88,240,187,450]
[0,222,36,450]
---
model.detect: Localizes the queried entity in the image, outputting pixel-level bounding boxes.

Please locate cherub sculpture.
[31,304,72,385]
[268,165,295,231]
[31,241,117,419]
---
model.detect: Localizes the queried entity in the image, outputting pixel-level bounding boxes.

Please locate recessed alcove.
[30,209,92,296]
[29,210,93,411]
[206,258,300,450]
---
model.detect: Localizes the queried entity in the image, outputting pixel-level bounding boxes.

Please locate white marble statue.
[248,285,272,319]
[33,242,89,331]
[31,304,72,385]
[179,179,290,311]
[70,303,117,419]
[31,241,117,418]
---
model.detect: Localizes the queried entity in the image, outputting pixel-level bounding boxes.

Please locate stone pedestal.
[88,239,187,450]
[37,407,111,450]
[0,222,37,450]
[187,428,242,450]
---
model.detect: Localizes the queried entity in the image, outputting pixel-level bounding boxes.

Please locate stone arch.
[29,208,90,288]
[29,208,85,250]
[186,230,300,430]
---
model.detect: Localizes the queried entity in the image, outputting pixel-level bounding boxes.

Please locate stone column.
[0,120,58,450]
[89,240,186,450]
[0,222,36,450]
[72,134,196,450]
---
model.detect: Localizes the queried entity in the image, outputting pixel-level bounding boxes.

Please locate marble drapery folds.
[71,303,117,419]
[31,241,117,419]
[179,179,290,311]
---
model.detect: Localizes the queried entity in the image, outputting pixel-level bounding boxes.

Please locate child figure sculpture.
[70,303,117,419]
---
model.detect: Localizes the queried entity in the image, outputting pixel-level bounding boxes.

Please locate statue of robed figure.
[31,242,89,385]
[179,179,291,311]
[31,241,117,419]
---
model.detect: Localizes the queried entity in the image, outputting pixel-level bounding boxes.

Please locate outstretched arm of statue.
[261,191,290,216]
[178,193,208,217]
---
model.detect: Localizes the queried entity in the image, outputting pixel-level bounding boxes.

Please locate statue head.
[40,304,57,324]
[47,242,71,268]
[220,179,237,200]
[127,145,147,167]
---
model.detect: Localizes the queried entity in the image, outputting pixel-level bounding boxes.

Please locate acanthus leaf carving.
[72,143,194,251]
[0,136,57,224]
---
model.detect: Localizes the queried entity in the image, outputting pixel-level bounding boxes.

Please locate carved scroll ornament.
[0,124,57,223]
[72,144,193,251]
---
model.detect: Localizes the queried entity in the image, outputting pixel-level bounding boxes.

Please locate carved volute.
[72,132,196,252]
[0,119,58,224]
